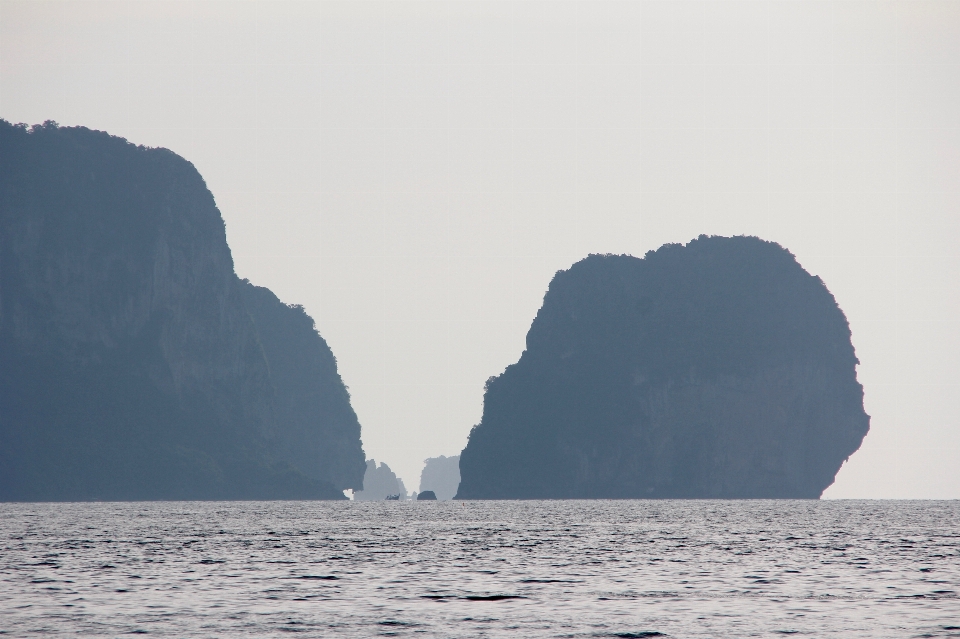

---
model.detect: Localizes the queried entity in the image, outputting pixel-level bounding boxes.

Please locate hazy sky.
[2,1,958,497]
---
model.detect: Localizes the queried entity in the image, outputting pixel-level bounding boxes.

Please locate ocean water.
[1,500,958,638]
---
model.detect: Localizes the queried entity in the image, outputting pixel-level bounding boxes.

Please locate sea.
[1,500,958,638]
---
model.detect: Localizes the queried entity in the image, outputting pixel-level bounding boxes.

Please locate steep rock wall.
[456,236,869,499]
[0,121,363,500]
[239,281,366,491]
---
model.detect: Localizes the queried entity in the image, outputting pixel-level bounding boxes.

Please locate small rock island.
[456,236,870,499]
[353,460,407,501]
[419,454,461,501]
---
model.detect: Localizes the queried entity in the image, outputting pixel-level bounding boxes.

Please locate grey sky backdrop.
[2,1,958,497]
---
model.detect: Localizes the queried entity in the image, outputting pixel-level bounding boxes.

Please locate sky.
[1,0,958,497]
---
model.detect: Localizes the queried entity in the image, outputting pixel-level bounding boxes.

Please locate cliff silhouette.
[419,455,460,501]
[353,460,406,500]
[0,120,365,500]
[457,236,870,499]
[239,281,365,493]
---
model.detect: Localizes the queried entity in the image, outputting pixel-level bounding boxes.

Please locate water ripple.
[0,500,957,637]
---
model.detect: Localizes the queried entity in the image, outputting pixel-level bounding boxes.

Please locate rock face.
[419,455,460,501]
[238,281,365,492]
[353,460,406,500]
[417,490,437,501]
[456,236,870,499]
[0,121,365,500]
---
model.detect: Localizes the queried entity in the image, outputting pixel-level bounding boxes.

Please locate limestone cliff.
[353,460,406,500]
[419,455,460,501]
[0,120,364,500]
[456,236,870,499]
[239,281,365,490]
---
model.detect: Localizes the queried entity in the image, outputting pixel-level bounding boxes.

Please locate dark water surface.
[1,500,958,638]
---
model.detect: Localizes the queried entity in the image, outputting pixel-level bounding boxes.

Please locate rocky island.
[353,459,407,500]
[456,236,870,499]
[419,454,460,501]
[0,121,365,500]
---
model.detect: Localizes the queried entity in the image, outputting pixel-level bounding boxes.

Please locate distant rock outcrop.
[353,460,407,501]
[0,120,365,500]
[419,455,460,501]
[456,236,870,499]
[417,490,437,500]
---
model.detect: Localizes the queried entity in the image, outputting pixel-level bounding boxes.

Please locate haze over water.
[3,1,958,496]
[2,501,957,638]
